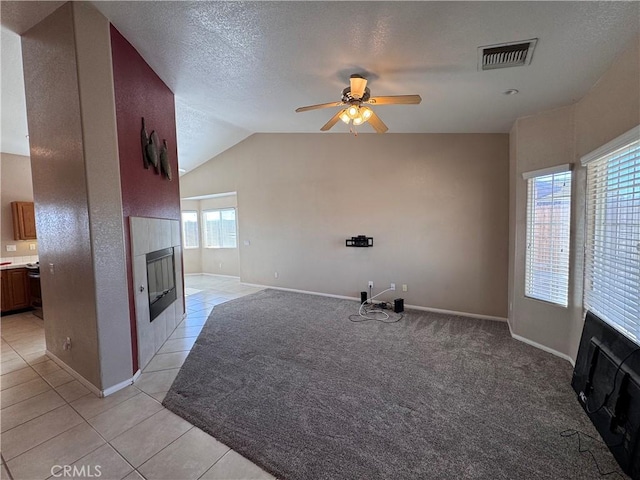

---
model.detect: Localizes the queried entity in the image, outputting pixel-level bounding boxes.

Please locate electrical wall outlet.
[274,272,279,279]
[390,283,396,290]
[29,244,36,251]
[63,337,71,351]
[402,284,408,292]
[368,281,374,288]
[6,245,16,252]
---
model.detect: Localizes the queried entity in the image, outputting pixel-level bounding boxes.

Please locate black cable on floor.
[586,348,640,415]
[560,429,626,478]
[348,310,404,323]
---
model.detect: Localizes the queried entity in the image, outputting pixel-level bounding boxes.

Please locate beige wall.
[22,3,132,390]
[509,35,640,361]
[0,152,38,257]
[181,133,509,318]
[180,195,240,276]
[200,195,239,277]
[509,105,577,357]
[180,199,201,275]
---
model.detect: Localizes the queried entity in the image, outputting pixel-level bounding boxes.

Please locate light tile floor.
[1,275,272,480]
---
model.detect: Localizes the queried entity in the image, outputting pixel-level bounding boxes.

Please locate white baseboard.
[506,321,576,366]
[46,350,103,397]
[241,283,360,302]
[46,350,142,398]
[240,283,508,322]
[187,273,240,279]
[405,303,507,322]
[102,370,141,397]
[242,282,578,365]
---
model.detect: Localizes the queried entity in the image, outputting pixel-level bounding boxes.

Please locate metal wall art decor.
[141,117,150,169]
[160,140,171,180]
[140,117,172,181]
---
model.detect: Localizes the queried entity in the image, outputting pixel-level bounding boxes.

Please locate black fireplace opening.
[147,247,177,322]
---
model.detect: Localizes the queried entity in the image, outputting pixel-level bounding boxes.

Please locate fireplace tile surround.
[130,217,184,370]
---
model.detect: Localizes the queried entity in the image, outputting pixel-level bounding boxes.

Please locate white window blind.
[583,129,640,343]
[181,211,199,248]
[524,168,572,306]
[203,208,237,248]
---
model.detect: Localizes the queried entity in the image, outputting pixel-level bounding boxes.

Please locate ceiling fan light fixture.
[295,73,419,134]
[347,105,359,119]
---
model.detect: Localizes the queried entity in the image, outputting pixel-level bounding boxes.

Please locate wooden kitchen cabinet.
[11,201,37,240]
[1,268,31,312]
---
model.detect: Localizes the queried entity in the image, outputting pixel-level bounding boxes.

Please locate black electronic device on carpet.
[571,311,640,478]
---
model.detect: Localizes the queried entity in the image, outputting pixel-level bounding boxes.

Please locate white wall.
[509,35,640,361]
[181,133,509,318]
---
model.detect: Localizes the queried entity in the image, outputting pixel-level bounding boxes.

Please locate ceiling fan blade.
[367,95,422,105]
[295,101,344,113]
[350,75,368,99]
[321,109,346,131]
[368,111,388,133]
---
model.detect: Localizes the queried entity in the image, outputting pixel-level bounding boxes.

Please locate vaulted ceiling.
[2,1,638,173]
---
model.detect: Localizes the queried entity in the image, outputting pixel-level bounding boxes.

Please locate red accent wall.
[110,25,181,373]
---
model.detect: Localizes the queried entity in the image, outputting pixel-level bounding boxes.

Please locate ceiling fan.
[295,74,422,133]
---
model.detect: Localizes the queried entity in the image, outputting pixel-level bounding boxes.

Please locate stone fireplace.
[130,217,184,370]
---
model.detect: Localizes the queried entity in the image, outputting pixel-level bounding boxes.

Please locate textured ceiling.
[2,1,638,173]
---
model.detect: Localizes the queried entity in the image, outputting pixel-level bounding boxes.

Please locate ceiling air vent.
[478,38,538,71]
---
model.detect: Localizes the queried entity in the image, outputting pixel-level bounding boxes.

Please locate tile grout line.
[0,365,39,391]
[195,447,233,480]
[52,419,140,480]
[134,425,205,476]
[0,390,66,434]
[141,364,187,374]
[2,404,85,462]
[3,278,261,480]
[1,378,54,410]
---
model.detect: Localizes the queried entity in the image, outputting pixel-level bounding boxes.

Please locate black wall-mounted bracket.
[346,235,373,247]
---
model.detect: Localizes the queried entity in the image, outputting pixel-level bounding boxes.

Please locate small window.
[582,127,639,343]
[203,208,237,248]
[181,211,199,249]
[524,166,572,307]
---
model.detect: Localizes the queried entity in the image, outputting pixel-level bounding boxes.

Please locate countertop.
[1,262,33,271]
[0,257,39,271]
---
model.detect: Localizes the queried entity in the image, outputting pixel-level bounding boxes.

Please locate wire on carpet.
[586,348,640,415]
[349,287,404,323]
[559,429,626,478]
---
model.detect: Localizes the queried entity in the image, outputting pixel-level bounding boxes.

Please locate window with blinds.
[582,127,639,344]
[524,166,572,307]
[181,211,199,248]
[203,208,237,248]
